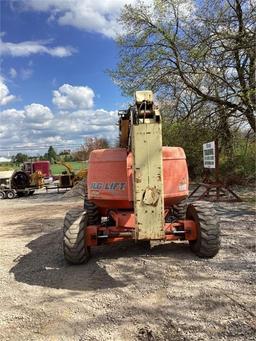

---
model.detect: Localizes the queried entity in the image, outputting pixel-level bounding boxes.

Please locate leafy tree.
[111,0,256,133]
[47,146,58,163]
[12,153,28,164]
[163,116,255,182]
[162,118,215,178]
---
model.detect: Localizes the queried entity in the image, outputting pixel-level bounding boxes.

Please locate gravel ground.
[0,190,255,341]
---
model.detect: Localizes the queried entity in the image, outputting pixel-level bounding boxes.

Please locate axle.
[85,219,197,247]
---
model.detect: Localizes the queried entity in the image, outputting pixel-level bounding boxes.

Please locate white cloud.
[1,108,25,119]
[0,106,118,153]
[0,37,76,57]
[24,103,54,122]
[55,108,117,135]
[20,68,34,80]
[22,0,142,38]
[20,1,197,38]
[0,78,16,106]
[0,83,118,154]
[0,104,53,134]
[9,68,17,78]
[53,84,95,110]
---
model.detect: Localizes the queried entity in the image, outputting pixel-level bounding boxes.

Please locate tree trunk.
[244,109,256,132]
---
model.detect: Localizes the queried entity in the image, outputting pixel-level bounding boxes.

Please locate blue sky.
[0,0,139,156]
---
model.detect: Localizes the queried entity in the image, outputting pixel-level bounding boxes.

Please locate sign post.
[189,139,241,202]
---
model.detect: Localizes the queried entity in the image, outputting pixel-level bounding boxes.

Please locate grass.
[0,161,87,176]
[0,163,17,171]
[50,161,87,175]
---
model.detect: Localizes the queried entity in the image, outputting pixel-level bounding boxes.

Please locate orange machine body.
[62,92,219,262]
[87,146,189,213]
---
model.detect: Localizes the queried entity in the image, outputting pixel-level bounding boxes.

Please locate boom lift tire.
[172,199,187,220]
[84,200,101,225]
[63,208,90,264]
[186,201,220,258]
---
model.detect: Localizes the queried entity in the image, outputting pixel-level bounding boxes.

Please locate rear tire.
[186,201,220,258]
[63,207,90,264]
[172,199,187,220]
[84,200,101,225]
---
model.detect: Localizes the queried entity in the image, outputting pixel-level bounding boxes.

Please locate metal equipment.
[0,169,44,199]
[22,161,51,179]
[57,161,88,188]
[63,91,220,264]
[189,140,241,202]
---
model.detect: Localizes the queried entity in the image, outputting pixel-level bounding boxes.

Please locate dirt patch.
[0,192,255,340]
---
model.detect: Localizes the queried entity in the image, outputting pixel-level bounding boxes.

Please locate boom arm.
[118,91,161,150]
[119,91,165,240]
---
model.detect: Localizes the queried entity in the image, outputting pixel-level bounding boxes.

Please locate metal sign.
[203,141,215,169]
[189,139,241,201]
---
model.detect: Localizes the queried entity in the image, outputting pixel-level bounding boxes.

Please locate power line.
[0,143,83,152]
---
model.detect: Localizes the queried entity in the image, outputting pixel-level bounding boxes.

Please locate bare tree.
[110,0,256,132]
[73,137,109,161]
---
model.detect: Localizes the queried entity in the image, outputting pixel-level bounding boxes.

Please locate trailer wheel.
[7,190,15,199]
[63,207,90,264]
[172,199,187,220]
[84,200,101,225]
[186,201,220,258]
[0,191,6,199]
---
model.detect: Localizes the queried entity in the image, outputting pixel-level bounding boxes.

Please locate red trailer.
[23,161,51,179]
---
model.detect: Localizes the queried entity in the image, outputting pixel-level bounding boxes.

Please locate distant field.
[0,161,87,175]
[0,163,17,171]
[50,161,87,175]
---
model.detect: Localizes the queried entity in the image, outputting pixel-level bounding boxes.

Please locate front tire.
[186,201,220,258]
[63,207,90,264]
[84,200,100,225]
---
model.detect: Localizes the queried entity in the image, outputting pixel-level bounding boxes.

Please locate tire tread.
[187,201,220,258]
[63,207,90,264]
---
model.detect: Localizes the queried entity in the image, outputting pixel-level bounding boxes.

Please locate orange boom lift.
[63,91,220,264]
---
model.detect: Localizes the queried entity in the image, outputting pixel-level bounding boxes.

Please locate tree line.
[109,0,255,183]
[111,0,255,133]
[11,137,109,164]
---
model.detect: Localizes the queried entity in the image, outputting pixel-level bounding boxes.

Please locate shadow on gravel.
[2,218,62,238]
[10,217,198,291]
[10,227,127,291]
[215,205,255,219]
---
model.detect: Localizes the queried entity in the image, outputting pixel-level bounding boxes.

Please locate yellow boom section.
[132,91,165,240]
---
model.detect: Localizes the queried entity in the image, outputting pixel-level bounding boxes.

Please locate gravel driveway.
[0,192,255,340]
